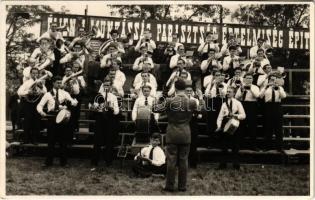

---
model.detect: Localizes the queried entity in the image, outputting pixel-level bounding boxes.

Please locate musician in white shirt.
[222,45,240,78]
[133,46,155,71]
[220,32,242,57]
[133,71,157,98]
[226,68,244,88]
[90,79,119,170]
[169,45,193,70]
[249,49,270,75]
[135,29,156,53]
[99,29,125,56]
[215,86,246,170]
[167,71,190,97]
[133,132,166,177]
[37,22,64,43]
[249,38,267,59]
[100,44,123,68]
[204,71,227,99]
[256,64,272,89]
[259,73,286,151]
[60,42,89,69]
[30,37,55,71]
[197,31,220,60]
[133,64,157,90]
[235,73,260,150]
[37,76,78,168]
[17,67,47,144]
[68,27,92,53]
[200,48,223,76]
[166,59,192,88]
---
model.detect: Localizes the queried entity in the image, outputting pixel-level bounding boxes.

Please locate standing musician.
[226,67,243,88]
[17,67,48,144]
[169,45,193,70]
[215,86,246,170]
[135,29,156,53]
[90,79,119,170]
[222,46,240,79]
[235,73,260,150]
[37,76,78,167]
[197,31,220,60]
[259,73,286,151]
[204,71,227,135]
[99,44,123,80]
[29,37,55,71]
[53,39,70,76]
[153,79,198,192]
[220,32,242,58]
[133,45,155,71]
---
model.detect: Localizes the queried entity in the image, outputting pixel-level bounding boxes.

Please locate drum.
[56,109,71,124]
[136,106,151,133]
[223,117,240,135]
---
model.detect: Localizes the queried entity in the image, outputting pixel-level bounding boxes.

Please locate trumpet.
[235,79,242,87]
[62,70,83,89]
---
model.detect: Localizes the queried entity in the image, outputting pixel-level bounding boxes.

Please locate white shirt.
[62,75,86,95]
[249,45,267,59]
[100,39,125,54]
[203,75,213,88]
[257,74,268,88]
[217,98,246,129]
[259,86,286,102]
[235,85,260,102]
[169,54,193,69]
[94,91,120,115]
[166,70,192,87]
[135,39,156,52]
[36,89,77,115]
[248,59,270,75]
[30,48,55,70]
[200,59,222,73]
[226,77,244,88]
[132,56,155,71]
[134,144,166,166]
[222,55,240,71]
[197,42,220,54]
[220,43,242,57]
[134,82,157,98]
[17,78,47,97]
[205,82,227,98]
[133,73,157,89]
[132,96,156,121]
[100,53,122,68]
[60,52,87,68]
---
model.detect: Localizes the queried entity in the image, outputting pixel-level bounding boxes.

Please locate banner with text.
[40,14,310,50]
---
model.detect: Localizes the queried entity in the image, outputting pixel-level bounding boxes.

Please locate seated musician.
[133,71,157,98]
[133,45,155,71]
[204,70,227,135]
[220,32,242,58]
[100,43,123,70]
[167,71,190,97]
[133,63,157,91]
[169,44,193,70]
[164,33,183,56]
[200,48,222,76]
[215,86,246,170]
[29,37,55,71]
[166,59,192,88]
[133,132,166,178]
[226,67,243,88]
[203,66,219,90]
[17,67,48,144]
[68,27,93,53]
[23,59,53,83]
[37,76,78,168]
[259,72,286,151]
[256,64,272,89]
[135,29,156,53]
[197,31,220,60]
[222,45,240,79]
[99,29,125,56]
[60,42,89,69]
[249,48,270,74]
[235,73,260,150]
[90,79,119,170]
[249,38,267,59]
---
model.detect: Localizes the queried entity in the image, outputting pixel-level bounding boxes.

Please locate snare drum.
[56,109,71,124]
[223,117,240,135]
[136,106,151,133]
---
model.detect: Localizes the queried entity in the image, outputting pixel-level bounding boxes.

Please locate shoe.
[163,187,175,192]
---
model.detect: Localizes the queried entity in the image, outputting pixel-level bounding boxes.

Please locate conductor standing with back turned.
[153,79,197,192]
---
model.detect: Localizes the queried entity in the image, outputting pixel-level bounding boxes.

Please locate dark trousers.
[240,101,258,148]
[45,113,72,166]
[219,129,241,166]
[165,143,190,190]
[69,94,81,132]
[133,162,166,177]
[206,97,224,134]
[22,101,41,143]
[263,103,283,150]
[91,111,118,166]
[189,117,198,167]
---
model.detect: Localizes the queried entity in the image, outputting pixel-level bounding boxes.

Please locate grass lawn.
[6,157,309,196]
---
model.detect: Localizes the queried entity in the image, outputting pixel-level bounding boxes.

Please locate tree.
[231,4,309,28]
[6,5,54,95]
[182,5,230,22]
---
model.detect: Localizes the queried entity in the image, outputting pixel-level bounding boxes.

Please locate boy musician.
[226,67,243,88]
[133,45,155,71]
[259,73,286,151]
[215,86,246,170]
[235,73,260,150]
[17,67,48,144]
[222,45,240,79]
[37,76,78,167]
[29,37,55,71]
[203,66,220,91]
[90,79,119,170]
[197,31,220,60]
[204,71,227,135]
[135,29,156,53]
[169,45,193,70]
[133,132,166,178]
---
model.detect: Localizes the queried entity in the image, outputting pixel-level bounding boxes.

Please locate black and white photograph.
[1,1,314,198]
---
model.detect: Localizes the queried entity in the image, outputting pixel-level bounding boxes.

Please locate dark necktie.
[105,89,108,104]
[54,89,60,111]
[230,58,234,69]
[271,88,275,102]
[145,97,148,106]
[242,89,248,101]
[216,85,220,97]
[149,146,155,160]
